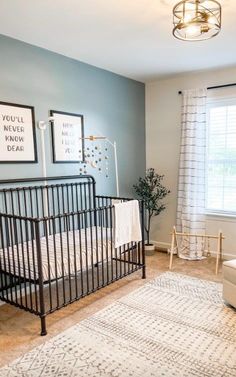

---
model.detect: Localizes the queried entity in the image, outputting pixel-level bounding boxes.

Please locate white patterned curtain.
[176,88,207,260]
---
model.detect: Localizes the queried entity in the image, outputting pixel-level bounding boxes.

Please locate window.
[206,99,236,215]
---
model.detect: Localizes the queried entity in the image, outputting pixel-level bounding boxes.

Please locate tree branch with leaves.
[133,168,170,245]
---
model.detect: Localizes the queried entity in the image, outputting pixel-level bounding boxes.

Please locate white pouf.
[223,259,236,308]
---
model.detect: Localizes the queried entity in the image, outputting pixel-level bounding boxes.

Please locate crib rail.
[0,175,96,220]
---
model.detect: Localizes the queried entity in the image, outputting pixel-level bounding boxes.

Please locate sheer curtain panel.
[176,88,207,260]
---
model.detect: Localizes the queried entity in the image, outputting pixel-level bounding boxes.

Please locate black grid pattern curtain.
[176,88,207,260]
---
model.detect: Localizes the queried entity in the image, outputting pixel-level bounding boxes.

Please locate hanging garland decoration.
[78,136,110,178]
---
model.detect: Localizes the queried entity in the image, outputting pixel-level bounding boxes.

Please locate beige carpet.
[1,272,235,377]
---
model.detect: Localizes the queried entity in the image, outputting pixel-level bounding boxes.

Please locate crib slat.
[52,218,59,308]
[30,221,39,313]
[100,210,105,287]
[58,215,66,304]
[94,209,100,288]
[105,208,109,283]
[65,214,72,302]
[0,217,10,301]
[44,219,52,311]
[89,210,95,291]
[109,206,114,280]
[83,212,89,293]
[71,213,78,298]
[24,219,33,311]
[78,213,84,297]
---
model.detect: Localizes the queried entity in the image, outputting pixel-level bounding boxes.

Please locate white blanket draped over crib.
[114,200,142,248]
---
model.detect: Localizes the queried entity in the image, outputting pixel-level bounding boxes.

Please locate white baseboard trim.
[150,240,170,250]
[150,239,236,260]
[210,251,236,260]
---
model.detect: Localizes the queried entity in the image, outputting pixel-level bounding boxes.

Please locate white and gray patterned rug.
[1,272,236,377]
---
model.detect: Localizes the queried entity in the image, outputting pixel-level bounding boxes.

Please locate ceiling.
[0,0,235,82]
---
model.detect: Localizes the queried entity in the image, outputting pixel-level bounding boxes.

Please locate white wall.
[146,66,236,259]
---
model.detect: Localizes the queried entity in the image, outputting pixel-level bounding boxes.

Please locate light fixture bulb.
[183,13,193,23]
[207,16,216,25]
[185,24,201,37]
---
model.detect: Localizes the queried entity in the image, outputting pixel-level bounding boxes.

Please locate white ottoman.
[223,259,236,308]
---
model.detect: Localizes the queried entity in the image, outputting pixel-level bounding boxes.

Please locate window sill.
[206,211,236,220]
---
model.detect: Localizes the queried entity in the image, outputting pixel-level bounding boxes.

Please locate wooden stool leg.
[169,227,176,270]
[215,230,222,275]
[220,232,223,261]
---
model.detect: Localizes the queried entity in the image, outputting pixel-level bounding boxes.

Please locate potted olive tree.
[133,168,170,255]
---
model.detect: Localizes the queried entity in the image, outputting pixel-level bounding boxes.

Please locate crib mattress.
[0,227,113,282]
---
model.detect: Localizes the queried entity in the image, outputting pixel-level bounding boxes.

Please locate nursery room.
[0,0,236,376]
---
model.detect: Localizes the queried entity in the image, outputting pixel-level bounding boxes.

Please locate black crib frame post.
[35,219,47,336]
[91,177,97,226]
[141,200,146,279]
[91,176,96,209]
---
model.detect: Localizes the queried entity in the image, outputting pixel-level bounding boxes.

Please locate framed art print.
[0,101,37,163]
[50,110,84,163]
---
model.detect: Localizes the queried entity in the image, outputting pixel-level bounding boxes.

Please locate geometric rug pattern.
[1,272,236,377]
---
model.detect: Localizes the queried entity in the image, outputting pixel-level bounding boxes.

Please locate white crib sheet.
[0,227,113,282]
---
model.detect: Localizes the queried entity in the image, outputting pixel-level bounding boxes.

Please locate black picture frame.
[50,110,85,163]
[0,101,37,164]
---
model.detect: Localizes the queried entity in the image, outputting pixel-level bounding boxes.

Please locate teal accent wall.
[0,34,145,196]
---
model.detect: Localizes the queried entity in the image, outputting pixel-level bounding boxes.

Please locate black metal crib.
[0,175,145,335]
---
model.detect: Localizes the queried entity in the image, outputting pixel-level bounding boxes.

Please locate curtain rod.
[178,83,236,95]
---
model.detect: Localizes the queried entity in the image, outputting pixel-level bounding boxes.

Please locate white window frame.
[206,96,236,217]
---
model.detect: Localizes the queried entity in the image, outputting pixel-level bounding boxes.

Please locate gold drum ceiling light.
[173,0,221,41]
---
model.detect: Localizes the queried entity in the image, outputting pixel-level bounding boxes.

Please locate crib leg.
[142,265,146,279]
[40,316,47,336]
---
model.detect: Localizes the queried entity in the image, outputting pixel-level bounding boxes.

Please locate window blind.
[206,101,236,214]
